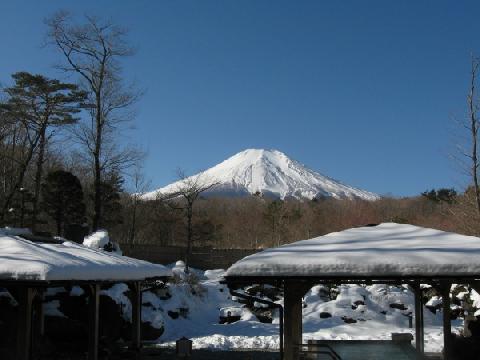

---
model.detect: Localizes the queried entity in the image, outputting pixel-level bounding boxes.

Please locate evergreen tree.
[421,188,457,204]
[94,173,124,229]
[41,170,86,236]
[0,72,86,229]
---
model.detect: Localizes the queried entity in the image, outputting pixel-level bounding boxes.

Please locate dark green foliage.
[0,72,86,228]
[93,174,124,229]
[421,188,457,204]
[0,72,86,126]
[42,170,86,235]
[6,187,35,228]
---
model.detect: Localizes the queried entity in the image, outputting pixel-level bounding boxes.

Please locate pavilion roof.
[0,231,171,282]
[225,223,480,280]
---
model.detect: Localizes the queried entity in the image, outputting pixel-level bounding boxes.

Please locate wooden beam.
[283,281,310,360]
[88,284,100,360]
[441,283,452,360]
[16,286,35,360]
[412,284,424,358]
[129,281,142,353]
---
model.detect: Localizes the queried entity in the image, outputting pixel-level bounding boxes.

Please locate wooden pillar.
[283,281,307,360]
[441,283,452,360]
[130,281,142,352]
[412,284,424,357]
[16,286,35,360]
[88,284,100,360]
[37,291,45,337]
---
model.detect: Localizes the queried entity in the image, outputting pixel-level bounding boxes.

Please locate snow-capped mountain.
[142,149,379,201]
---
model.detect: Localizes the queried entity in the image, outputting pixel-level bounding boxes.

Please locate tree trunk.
[1,135,40,221]
[469,58,480,217]
[129,195,138,245]
[32,127,47,232]
[92,93,103,231]
[185,203,193,273]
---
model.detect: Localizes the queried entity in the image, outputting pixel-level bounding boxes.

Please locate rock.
[254,309,273,324]
[341,316,357,324]
[154,286,171,300]
[219,315,241,324]
[389,303,408,311]
[316,286,331,301]
[142,322,164,340]
[168,311,179,319]
[99,294,125,343]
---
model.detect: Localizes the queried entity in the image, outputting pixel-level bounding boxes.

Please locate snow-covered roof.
[0,232,171,282]
[226,223,480,279]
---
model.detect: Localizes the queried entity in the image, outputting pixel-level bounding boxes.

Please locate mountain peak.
[143,149,379,201]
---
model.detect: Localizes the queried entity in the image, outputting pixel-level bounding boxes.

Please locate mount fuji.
[143,149,379,201]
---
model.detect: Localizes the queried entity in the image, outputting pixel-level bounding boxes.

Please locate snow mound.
[143,149,379,201]
[204,269,225,280]
[83,230,109,249]
[83,230,122,254]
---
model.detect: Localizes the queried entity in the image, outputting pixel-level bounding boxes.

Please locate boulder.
[389,303,408,311]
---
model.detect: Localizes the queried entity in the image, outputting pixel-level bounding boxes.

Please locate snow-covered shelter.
[224,223,480,360]
[0,229,171,360]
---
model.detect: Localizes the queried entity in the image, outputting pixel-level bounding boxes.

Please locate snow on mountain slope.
[143,149,379,201]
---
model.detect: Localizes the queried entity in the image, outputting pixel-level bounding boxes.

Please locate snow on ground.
[154,264,460,353]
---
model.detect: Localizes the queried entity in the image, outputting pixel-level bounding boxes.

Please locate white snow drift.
[157,265,459,353]
[143,149,379,201]
[226,223,480,278]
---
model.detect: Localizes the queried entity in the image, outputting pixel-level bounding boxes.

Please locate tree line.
[111,187,479,249]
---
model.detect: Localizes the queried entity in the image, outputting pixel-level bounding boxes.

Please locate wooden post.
[16,286,35,360]
[37,291,45,337]
[88,284,100,360]
[441,283,452,360]
[284,281,309,360]
[412,284,424,357]
[130,281,142,353]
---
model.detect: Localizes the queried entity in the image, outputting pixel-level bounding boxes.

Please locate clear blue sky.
[1,1,478,196]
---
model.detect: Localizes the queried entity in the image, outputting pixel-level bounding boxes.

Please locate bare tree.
[127,162,150,245]
[46,11,141,230]
[467,57,480,215]
[450,55,480,234]
[160,169,217,272]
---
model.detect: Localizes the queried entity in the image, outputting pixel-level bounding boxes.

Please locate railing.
[295,342,343,360]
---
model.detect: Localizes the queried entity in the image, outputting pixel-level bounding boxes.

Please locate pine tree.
[94,173,124,229]
[41,170,86,236]
[0,72,86,229]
